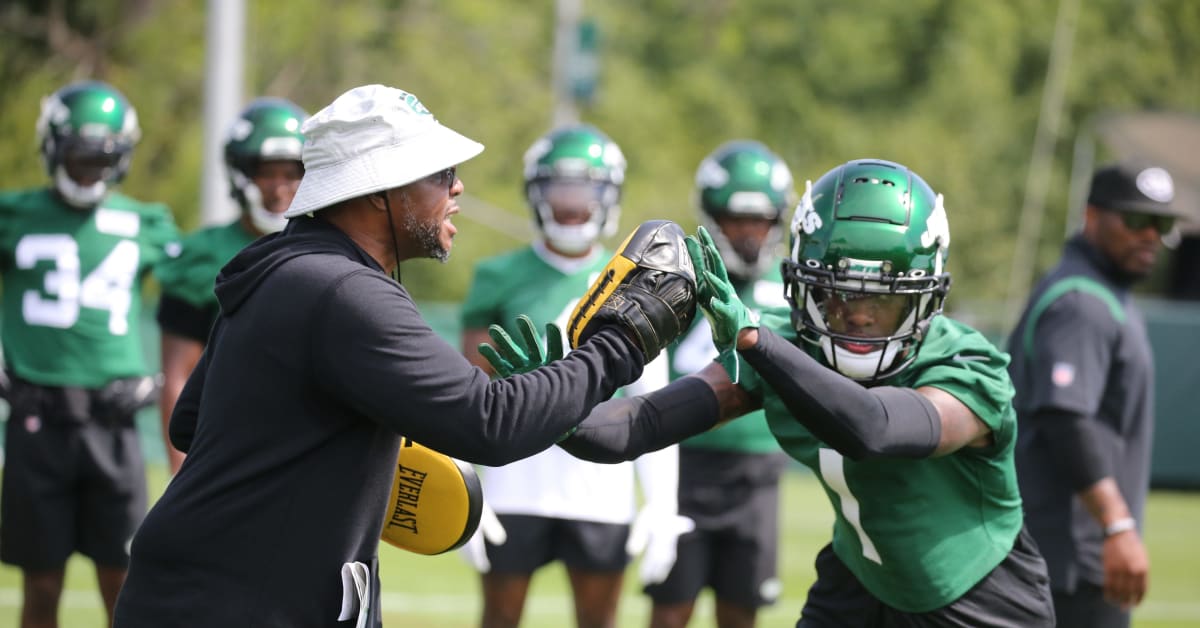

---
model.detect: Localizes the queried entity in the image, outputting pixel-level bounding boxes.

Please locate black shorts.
[0,382,147,570]
[485,513,631,574]
[797,526,1055,627]
[644,448,788,608]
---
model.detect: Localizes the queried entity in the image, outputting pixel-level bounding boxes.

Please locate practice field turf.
[0,467,1197,627]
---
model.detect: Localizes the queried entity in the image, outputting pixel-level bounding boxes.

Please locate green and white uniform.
[462,241,673,524]
[722,315,1021,613]
[0,188,180,387]
[155,221,255,340]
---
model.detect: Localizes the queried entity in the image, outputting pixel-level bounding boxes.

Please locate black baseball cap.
[1088,162,1178,216]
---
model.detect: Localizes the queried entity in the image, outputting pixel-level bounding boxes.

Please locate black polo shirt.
[1007,235,1154,591]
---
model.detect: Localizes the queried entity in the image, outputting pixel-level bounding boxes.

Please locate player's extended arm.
[160,331,203,474]
[735,327,998,459]
[558,361,757,463]
[690,226,981,460]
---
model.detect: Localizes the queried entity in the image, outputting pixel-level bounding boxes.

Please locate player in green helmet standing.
[543,159,1055,626]
[0,80,181,627]
[154,97,306,474]
[646,141,794,628]
[459,124,691,628]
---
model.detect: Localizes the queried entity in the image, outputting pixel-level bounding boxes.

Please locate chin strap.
[381,192,403,284]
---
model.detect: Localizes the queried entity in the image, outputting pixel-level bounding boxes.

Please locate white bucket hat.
[285,84,484,218]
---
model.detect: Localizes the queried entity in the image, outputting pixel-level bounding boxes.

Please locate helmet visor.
[61,136,127,184]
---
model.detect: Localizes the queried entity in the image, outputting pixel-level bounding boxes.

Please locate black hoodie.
[114,218,643,627]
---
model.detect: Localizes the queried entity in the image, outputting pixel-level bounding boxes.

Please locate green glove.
[685,226,759,353]
[478,314,565,377]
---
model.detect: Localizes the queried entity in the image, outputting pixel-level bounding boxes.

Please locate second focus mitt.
[380,438,483,555]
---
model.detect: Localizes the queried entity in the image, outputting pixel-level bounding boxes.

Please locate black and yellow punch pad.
[380,438,483,555]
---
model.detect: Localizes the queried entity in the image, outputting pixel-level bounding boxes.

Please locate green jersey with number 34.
[0,188,180,388]
[722,314,1021,613]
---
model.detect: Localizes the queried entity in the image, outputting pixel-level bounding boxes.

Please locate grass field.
[1,467,1197,627]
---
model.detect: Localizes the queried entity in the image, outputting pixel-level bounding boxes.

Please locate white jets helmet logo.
[1136,167,1174,203]
[792,180,823,235]
[921,193,950,249]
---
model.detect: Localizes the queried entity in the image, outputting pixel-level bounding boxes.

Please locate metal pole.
[1003,0,1081,330]
[200,0,245,226]
[552,0,581,127]
[1065,124,1095,238]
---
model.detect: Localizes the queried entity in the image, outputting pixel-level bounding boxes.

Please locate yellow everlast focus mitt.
[567,219,698,361]
[380,438,483,555]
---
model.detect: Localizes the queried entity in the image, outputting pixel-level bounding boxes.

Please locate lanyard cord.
[381,192,403,284]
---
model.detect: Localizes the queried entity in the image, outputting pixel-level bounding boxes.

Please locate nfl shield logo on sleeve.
[1051,362,1076,388]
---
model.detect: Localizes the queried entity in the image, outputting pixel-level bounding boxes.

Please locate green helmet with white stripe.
[224,97,307,233]
[523,124,625,255]
[694,140,794,280]
[782,159,951,382]
[37,80,141,208]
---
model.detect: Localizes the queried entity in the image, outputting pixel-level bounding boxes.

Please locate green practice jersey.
[722,315,1021,612]
[156,221,255,309]
[0,188,180,387]
[670,263,789,453]
[463,245,612,345]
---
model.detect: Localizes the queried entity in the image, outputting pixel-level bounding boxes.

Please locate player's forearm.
[738,326,941,460]
[558,375,720,463]
[159,381,188,472]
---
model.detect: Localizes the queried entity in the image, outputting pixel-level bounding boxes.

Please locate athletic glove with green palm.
[685,226,759,354]
[478,314,564,377]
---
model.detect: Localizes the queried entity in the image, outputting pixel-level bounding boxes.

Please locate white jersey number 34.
[16,233,140,336]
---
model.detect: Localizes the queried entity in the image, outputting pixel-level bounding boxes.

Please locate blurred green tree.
[0,0,1195,323]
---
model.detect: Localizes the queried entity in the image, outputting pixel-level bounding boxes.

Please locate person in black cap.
[1008,161,1179,627]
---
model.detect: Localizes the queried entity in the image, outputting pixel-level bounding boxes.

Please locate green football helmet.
[523,124,625,255]
[37,80,141,208]
[224,97,307,233]
[695,140,794,280]
[782,159,951,382]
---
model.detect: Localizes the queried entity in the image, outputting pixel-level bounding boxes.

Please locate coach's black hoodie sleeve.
[311,269,644,466]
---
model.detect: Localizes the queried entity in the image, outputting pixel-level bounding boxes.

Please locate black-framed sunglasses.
[1118,212,1175,234]
[424,166,457,192]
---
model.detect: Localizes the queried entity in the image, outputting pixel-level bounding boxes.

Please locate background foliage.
[1,0,1197,328]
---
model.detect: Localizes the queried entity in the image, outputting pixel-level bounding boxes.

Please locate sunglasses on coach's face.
[1118,211,1175,234]
[423,166,457,192]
